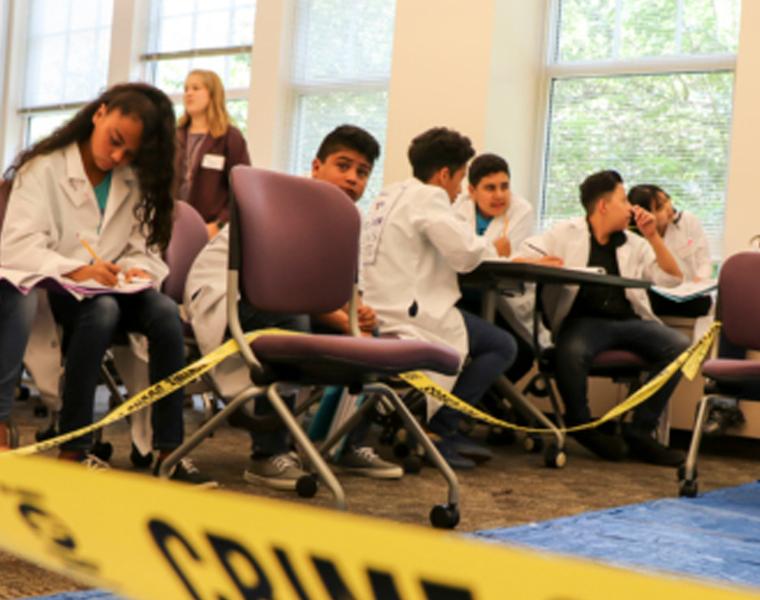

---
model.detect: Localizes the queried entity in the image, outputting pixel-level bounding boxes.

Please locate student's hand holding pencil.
[63,237,121,286]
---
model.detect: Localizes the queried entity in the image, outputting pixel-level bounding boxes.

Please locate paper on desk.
[651,279,717,302]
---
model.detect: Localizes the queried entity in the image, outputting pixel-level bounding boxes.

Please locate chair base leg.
[679,395,713,497]
[366,382,460,527]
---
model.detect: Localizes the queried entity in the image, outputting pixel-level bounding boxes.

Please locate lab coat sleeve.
[691,219,713,280]
[1,167,85,277]
[413,191,496,273]
[639,238,681,287]
[509,201,535,250]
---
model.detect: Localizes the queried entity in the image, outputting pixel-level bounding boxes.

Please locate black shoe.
[571,428,627,461]
[154,457,218,488]
[624,431,684,467]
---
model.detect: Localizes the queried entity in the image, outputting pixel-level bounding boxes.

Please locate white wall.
[722,0,760,257]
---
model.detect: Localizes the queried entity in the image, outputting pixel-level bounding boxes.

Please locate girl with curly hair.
[0,83,212,484]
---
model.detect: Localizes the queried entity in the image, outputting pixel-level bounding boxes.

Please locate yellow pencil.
[79,237,102,263]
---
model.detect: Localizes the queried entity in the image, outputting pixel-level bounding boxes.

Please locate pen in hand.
[79,236,103,263]
[525,242,548,256]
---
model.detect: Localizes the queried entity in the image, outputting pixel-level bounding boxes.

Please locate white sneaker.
[335,446,403,479]
[81,454,111,470]
[243,452,308,491]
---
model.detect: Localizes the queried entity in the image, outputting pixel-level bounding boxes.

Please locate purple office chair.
[159,166,462,528]
[162,201,209,303]
[679,252,760,497]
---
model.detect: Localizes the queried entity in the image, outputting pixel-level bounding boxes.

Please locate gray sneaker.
[243,452,307,490]
[335,446,403,479]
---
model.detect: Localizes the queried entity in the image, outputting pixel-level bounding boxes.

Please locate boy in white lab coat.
[361,128,517,470]
[185,125,401,487]
[518,170,689,465]
[454,153,539,383]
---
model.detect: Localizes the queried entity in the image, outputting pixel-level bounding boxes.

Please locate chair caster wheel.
[430,504,460,529]
[543,443,566,468]
[393,442,411,458]
[91,441,113,462]
[523,434,543,453]
[403,455,422,474]
[296,475,318,498]
[35,424,58,442]
[33,405,49,418]
[679,479,698,498]
[130,443,154,469]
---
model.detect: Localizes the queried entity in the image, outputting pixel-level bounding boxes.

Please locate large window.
[542,0,741,257]
[20,0,114,143]
[289,0,396,207]
[142,0,257,133]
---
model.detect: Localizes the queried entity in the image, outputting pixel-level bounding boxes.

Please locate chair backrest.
[0,178,10,234]
[717,251,760,351]
[229,166,360,314]
[162,201,209,302]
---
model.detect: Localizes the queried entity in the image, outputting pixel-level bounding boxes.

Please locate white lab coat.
[453,192,534,250]
[663,210,712,281]
[183,226,250,397]
[360,178,498,411]
[453,193,548,347]
[1,143,168,447]
[517,216,682,337]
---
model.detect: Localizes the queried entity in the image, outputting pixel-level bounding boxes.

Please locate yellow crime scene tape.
[3,322,720,457]
[401,322,721,435]
[0,452,758,600]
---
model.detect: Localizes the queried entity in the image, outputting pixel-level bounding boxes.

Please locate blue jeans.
[49,289,186,452]
[431,309,518,434]
[236,300,311,457]
[554,317,690,432]
[0,284,37,422]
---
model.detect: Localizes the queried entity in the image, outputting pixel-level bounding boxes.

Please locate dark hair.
[628,184,668,211]
[579,170,624,214]
[315,124,380,165]
[4,82,176,250]
[407,127,475,182]
[468,153,510,187]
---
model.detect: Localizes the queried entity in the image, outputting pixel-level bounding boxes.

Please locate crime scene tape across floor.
[0,452,758,600]
[401,322,721,434]
[3,323,720,457]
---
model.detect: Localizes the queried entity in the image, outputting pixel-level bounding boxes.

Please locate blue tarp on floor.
[475,481,760,588]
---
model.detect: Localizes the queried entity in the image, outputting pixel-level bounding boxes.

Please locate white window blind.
[21,0,114,142]
[542,0,741,258]
[143,0,257,133]
[289,0,396,208]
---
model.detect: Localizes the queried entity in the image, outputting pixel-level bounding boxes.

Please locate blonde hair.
[178,69,230,138]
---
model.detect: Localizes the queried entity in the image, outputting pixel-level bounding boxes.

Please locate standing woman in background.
[175,69,250,238]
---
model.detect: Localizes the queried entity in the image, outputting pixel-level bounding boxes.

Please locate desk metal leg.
[494,376,566,468]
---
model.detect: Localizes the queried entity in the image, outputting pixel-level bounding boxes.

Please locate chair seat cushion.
[250,334,460,385]
[702,358,760,382]
[591,350,650,370]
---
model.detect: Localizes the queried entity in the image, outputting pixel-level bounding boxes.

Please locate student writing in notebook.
[0,83,213,484]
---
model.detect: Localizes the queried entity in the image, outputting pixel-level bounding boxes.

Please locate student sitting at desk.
[185,125,400,487]
[628,184,713,318]
[519,170,689,466]
[454,153,540,384]
[361,127,518,470]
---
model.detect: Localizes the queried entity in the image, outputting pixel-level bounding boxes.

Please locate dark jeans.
[49,289,185,452]
[0,284,37,422]
[554,317,690,433]
[237,300,311,457]
[432,309,518,434]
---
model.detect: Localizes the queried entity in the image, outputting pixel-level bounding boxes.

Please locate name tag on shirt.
[201,153,225,171]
